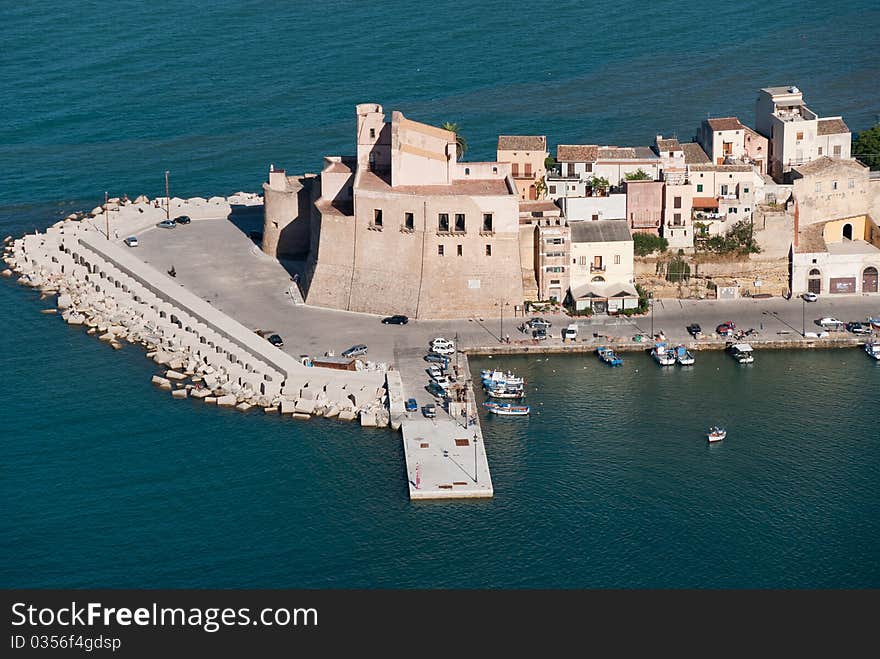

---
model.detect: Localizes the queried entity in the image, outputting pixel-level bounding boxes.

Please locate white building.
[567,221,638,313]
[792,215,880,295]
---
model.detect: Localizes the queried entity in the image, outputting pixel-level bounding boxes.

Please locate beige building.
[535,222,570,303]
[567,221,638,313]
[264,103,526,319]
[792,215,880,295]
[755,86,851,182]
[519,200,563,301]
[789,157,873,226]
[696,117,768,174]
[688,164,762,236]
[497,135,548,201]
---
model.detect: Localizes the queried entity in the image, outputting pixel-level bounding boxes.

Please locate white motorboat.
[727,343,754,364]
[651,341,676,366]
[707,426,727,442]
[675,345,695,366]
[865,342,880,361]
[481,369,524,387]
[484,402,530,416]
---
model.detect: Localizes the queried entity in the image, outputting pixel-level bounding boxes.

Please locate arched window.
[591,276,606,283]
[809,268,820,277]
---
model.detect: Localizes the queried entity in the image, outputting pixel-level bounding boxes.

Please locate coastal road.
[135,215,880,380]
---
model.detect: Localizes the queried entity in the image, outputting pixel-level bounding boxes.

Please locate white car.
[802,292,818,302]
[430,337,454,349]
[431,344,455,356]
[431,375,452,388]
[123,236,139,247]
[818,317,844,329]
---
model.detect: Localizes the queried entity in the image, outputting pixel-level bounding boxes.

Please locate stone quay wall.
[3,197,390,427]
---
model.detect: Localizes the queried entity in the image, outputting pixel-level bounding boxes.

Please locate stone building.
[496,135,548,201]
[567,221,637,313]
[789,157,874,226]
[792,214,880,295]
[696,116,768,174]
[263,103,525,319]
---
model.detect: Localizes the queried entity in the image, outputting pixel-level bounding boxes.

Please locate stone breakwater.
[2,196,392,428]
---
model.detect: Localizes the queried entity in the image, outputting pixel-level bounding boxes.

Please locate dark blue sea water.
[2,1,879,588]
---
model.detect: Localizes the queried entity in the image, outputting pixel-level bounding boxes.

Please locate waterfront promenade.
[5,199,878,502]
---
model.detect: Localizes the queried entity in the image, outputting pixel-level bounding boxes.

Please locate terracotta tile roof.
[795,221,827,253]
[598,146,658,161]
[791,156,867,176]
[556,144,598,162]
[817,118,850,135]
[692,197,720,209]
[706,117,745,132]
[518,200,560,214]
[681,142,711,164]
[655,138,682,152]
[497,135,547,151]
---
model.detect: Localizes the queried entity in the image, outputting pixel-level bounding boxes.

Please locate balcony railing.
[590,264,606,273]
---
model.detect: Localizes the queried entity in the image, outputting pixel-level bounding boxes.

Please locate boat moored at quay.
[596,346,623,367]
[865,342,880,361]
[727,343,755,364]
[651,341,676,366]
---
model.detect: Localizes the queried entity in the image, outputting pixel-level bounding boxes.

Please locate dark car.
[687,323,702,337]
[422,403,436,418]
[341,344,368,358]
[381,314,409,325]
[532,328,548,340]
[173,215,191,225]
[424,353,449,367]
[527,317,552,329]
[846,322,871,335]
[267,333,284,347]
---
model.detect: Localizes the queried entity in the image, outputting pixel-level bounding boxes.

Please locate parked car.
[123,236,139,247]
[381,314,409,325]
[267,333,284,347]
[173,215,191,225]
[431,344,456,356]
[562,324,578,340]
[424,353,449,367]
[532,328,548,340]
[341,344,368,358]
[422,403,436,418]
[431,375,452,388]
[817,317,845,329]
[527,318,552,329]
[687,323,702,338]
[426,381,447,399]
[846,322,871,335]
[716,321,736,336]
[802,292,818,302]
[405,398,418,412]
[427,364,444,379]
[156,219,177,229]
[430,337,454,349]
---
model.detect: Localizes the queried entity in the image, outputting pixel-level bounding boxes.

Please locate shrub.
[633,232,669,256]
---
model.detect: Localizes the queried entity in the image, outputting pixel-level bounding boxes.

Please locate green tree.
[441,122,468,160]
[534,176,547,199]
[700,220,761,255]
[852,122,880,170]
[625,168,652,180]
[544,155,557,170]
[588,176,610,194]
[633,232,669,256]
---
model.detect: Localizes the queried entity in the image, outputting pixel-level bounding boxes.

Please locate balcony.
[590,264,606,273]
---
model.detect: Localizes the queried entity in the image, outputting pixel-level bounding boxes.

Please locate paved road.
[136,215,880,398]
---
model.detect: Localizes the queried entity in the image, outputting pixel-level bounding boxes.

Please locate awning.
[570,282,639,300]
[692,197,719,209]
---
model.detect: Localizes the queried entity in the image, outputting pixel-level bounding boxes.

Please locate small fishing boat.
[865,342,880,361]
[707,426,727,442]
[868,317,880,331]
[484,402,530,416]
[651,341,676,366]
[597,346,623,366]
[727,342,754,364]
[481,369,524,387]
[675,344,695,366]
[485,384,525,399]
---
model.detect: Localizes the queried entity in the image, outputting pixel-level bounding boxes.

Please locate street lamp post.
[649,292,654,337]
[164,170,170,220]
[473,433,478,484]
[802,296,806,337]
[496,300,510,342]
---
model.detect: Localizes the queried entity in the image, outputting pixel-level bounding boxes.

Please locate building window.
[454,213,466,232]
[818,147,823,156]
[457,244,463,256]
[614,254,621,265]
[796,131,803,140]
[673,213,682,225]
[591,276,605,283]
[511,163,519,176]
[578,256,587,266]
[373,209,383,226]
[482,213,493,232]
[743,187,749,194]
[438,245,444,256]
[720,184,728,195]
[833,145,841,157]
[464,167,470,176]
[405,212,414,230]
[729,207,737,214]
[546,266,564,273]
[674,196,681,209]
[492,166,497,174]
[524,164,532,177]
[815,183,821,193]
[832,180,838,190]
[696,184,703,192]
[438,213,449,232]
[549,185,557,194]
[591,214,599,222]
[485,244,492,256]
[848,179,855,189]
[369,128,375,139]
[550,279,560,285]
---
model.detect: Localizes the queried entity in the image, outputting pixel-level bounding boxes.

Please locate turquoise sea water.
[2,1,879,588]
